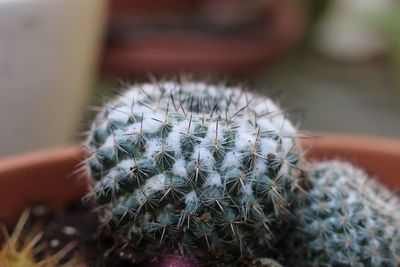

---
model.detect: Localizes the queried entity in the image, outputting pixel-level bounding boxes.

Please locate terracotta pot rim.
[0,146,82,174]
[1,133,400,224]
[303,132,400,155]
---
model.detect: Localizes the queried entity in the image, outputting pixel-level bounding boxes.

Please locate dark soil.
[21,202,144,267]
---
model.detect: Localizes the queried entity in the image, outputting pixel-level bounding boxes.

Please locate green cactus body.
[85,81,302,263]
[285,161,400,267]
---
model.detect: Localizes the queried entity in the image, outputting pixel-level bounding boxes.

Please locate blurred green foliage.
[305,0,332,21]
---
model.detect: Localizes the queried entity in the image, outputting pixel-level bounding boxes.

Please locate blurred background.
[1,0,400,158]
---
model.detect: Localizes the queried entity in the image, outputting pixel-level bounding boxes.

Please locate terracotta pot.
[102,0,307,77]
[0,146,87,225]
[1,133,400,225]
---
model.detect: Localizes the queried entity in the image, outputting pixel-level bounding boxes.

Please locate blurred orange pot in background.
[102,0,307,77]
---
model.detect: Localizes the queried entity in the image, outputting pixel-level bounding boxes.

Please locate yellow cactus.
[0,210,83,267]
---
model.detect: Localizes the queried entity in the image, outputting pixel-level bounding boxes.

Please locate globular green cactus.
[284,161,400,267]
[85,81,303,264]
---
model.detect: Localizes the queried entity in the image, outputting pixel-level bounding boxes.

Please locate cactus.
[0,210,81,267]
[85,81,303,264]
[284,161,400,267]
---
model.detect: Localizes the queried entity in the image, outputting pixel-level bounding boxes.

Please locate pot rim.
[0,133,399,223]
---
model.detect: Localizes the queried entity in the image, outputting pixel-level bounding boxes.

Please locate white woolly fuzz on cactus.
[143,174,168,194]
[260,138,278,156]
[258,118,279,133]
[143,112,165,132]
[101,135,117,149]
[346,191,358,205]
[253,159,267,178]
[117,159,135,171]
[145,139,162,159]
[184,190,199,204]
[125,123,143,136]
[116,90,136,107]
[253,98,281,115]
[107,108,131,125]
[203,121,225,144]
[165,121,190,156]
[221,151,242,171]
[172,159,187,178]
[204,172,222,187]
[192,145,214,170]
[124,114,162,134]
[234,123,256,151]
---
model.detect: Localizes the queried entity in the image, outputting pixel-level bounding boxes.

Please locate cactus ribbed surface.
[85,81,302,263]
[284,161,400,267]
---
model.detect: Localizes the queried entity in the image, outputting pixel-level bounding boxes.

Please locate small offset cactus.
[284,161,400,267]
[85,81,303,264]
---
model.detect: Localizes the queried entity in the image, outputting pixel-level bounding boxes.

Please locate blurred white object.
[315,0,395,61]
[0,0,107,157]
